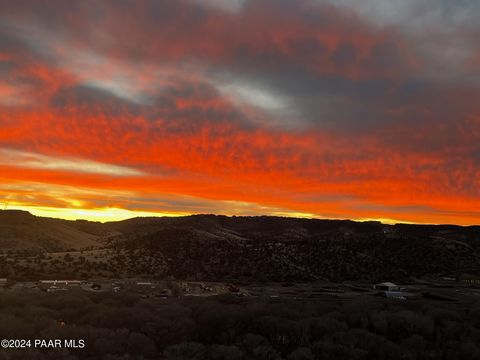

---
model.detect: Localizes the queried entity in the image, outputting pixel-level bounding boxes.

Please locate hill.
[0,210,105,251]
[1,211,479,282]
[108,215,480,282]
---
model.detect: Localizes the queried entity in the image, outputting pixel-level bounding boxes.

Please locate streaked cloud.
[219,81,287,112]
[0,148,144,177]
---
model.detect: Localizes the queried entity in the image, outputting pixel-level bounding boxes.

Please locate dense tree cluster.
[0,291,479,359]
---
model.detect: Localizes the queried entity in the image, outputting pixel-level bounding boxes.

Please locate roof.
[376,282,398,287]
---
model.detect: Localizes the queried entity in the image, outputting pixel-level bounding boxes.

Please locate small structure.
[133,281,157,293]
[458,274,480,285]
[39,280,82,292]
[0,278,7,287]
[46,285,68,292]
[374,282,400,291]
[39,280,82,286]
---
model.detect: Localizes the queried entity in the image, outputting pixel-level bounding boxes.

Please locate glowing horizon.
[1,0,479,226]
[0,203,451,227]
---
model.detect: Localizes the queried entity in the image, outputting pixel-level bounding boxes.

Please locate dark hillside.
[1,211,479,282]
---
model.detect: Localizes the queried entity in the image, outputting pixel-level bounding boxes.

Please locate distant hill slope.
[1,211,479,281]
[108,215,480,282]
[0,210,104,251]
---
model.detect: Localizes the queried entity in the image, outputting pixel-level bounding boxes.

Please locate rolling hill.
[0,210,105,251]
[1,210,479,282]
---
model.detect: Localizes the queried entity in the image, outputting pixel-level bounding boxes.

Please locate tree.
[64,253,74,262]
[164,342,206,360]
[209,345,244,360]
[126,332,157,358]
[287,347,315,360]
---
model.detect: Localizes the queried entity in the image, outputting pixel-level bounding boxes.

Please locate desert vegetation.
[0,291,479,359]
[1,212,479,283]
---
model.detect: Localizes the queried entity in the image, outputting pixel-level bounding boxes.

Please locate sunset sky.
[0,0,479,224]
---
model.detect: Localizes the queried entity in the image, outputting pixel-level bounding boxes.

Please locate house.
[374,282,400,291]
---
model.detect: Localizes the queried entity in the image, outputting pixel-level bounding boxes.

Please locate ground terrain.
[1,210,479,283]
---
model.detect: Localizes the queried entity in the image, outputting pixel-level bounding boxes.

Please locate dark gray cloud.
[50,84,144,115]
[1,0,479,134]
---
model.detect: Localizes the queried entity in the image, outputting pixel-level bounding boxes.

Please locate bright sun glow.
[6,204,187,222]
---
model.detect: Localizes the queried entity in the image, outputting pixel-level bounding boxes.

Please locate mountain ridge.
[1,210,479,282]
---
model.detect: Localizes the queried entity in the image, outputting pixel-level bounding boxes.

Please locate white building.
[39,280,82,285]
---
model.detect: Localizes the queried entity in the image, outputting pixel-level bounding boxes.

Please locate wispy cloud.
[0,148,144,177]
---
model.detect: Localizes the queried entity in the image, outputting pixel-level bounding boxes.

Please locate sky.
[0,0,479,224]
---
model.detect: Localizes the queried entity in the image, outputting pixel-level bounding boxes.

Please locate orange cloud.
[1,104,479,224]
[0,0,478,224]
